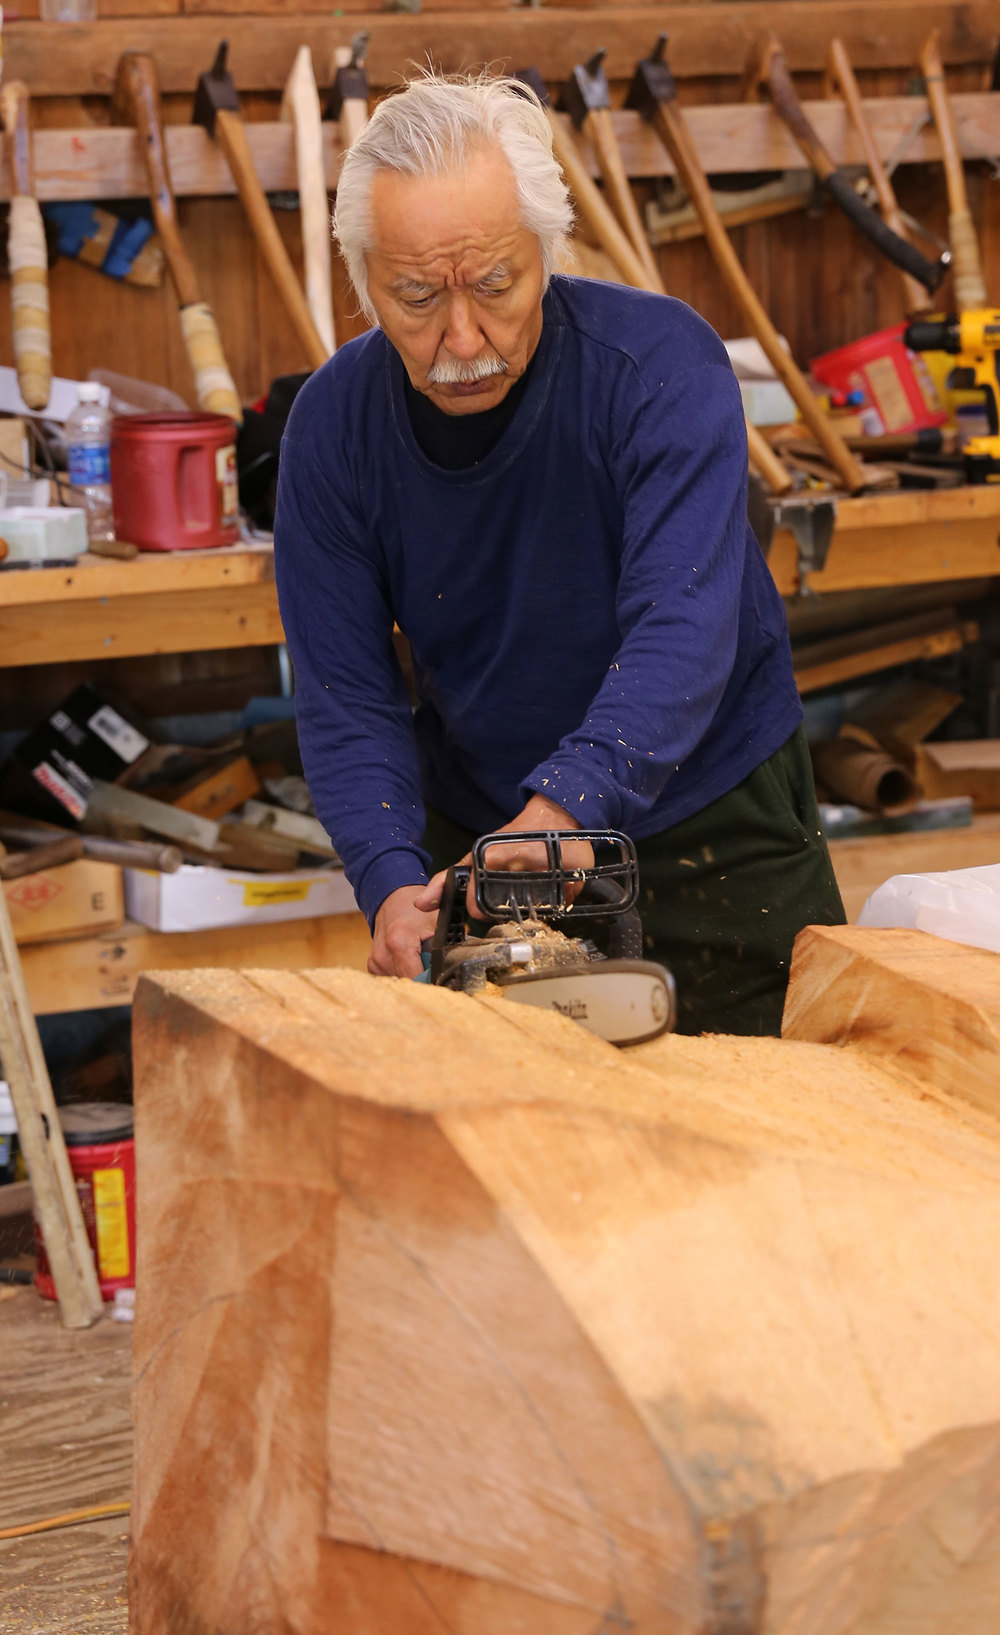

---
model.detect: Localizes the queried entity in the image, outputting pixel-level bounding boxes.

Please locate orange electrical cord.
[0,1501,130,1540]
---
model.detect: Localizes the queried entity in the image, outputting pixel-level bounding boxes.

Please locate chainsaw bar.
[497,958,675,1046]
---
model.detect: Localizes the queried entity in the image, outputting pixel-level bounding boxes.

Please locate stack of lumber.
[130,925,1000,1634]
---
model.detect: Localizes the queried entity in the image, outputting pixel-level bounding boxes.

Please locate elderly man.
[274,72,844,1035]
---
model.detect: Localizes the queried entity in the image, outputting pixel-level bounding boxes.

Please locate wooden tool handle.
[651,100,867,494]
[746,421,793,495]
[281,45,336,355]
[584,107,664,292]
[547,113,659,293]
[827,38,929,316]
[214,109,329,371]
[113,53,201,307]
[178,302,242,421]
[919,28,987,312]
[0,836,85,880]
[114,51,242,414]
[332,44,370,150]
[1,82,51,412]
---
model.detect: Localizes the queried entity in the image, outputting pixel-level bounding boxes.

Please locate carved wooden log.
[130,942,1000,1634]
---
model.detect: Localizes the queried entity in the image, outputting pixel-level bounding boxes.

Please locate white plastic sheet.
[858,863,1000,955]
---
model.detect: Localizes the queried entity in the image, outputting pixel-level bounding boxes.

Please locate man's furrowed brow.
[391,275,438,297]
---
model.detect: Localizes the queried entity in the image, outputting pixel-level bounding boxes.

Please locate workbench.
[1,484,1000,666]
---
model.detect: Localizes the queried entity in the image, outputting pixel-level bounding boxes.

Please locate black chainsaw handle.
[823,171,948,293]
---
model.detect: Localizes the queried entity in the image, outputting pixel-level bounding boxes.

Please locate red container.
[810,323,947,435]
[110,412,240,551]
[35,1102,136,1302]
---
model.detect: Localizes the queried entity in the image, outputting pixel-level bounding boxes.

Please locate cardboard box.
[4,859,125,946]
[123,863,359,934]
[914,742,1000,811]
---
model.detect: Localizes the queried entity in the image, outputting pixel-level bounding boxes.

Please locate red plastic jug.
[110,412,240,551]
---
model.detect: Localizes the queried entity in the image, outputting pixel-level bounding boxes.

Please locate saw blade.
[498,959,675,1047]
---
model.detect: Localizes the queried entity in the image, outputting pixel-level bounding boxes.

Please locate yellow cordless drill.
[905,311,1000,483]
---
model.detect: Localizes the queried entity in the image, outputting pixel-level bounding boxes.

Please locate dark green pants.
[421,725,846,1038]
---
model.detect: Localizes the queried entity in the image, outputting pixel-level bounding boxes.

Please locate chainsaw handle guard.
[471,829,640,920]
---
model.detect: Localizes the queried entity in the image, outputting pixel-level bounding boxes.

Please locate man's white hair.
[334,72,573,321]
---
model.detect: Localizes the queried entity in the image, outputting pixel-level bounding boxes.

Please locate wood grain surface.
[5,2,999,95]
[129,951,1000,1632]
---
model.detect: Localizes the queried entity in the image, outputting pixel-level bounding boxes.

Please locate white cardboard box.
[123,863,359,934]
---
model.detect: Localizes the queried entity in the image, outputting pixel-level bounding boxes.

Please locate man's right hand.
[369,884,440,978]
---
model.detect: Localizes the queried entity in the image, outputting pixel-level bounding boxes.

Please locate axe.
[919,28,986,312]
[195,42,329,371]
[627,36,866,496]
[746,33,948,298]
[825,38,931,317]
[281,43,335,355]
[112,51,242,422]
[0,82,50,410]
[558,49,663,291]
[514,68,660,295]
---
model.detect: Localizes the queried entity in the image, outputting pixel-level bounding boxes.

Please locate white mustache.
[427,352,509,385]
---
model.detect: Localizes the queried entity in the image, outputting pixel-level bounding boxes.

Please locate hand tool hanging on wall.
[112,51,242,422]
[1,82,50,410]
[517,67,790,494]
[325,30,370,150]
[627,36,866,495]
[514,67,660,295]
[825,38,932,317]
[919,29,987,312]
[558,49,662,291]
[194,43,329,373]
[281,44,335,356]
[746,33,948,299]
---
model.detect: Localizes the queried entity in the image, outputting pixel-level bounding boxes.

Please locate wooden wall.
[1,2,997,407]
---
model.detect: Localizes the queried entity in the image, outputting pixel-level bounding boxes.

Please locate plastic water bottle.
[65,382,114,544]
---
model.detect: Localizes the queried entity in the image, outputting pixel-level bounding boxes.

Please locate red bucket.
[110,412,240,551]
[35,1102,136,1302]
[810,324,947,435]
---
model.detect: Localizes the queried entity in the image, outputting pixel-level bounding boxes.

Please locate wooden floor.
[0,1286,132,1635]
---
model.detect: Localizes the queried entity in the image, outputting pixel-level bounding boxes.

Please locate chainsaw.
[426,829,675,1047]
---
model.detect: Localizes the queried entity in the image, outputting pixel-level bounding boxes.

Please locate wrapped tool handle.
[179,302,243,422]
[1,82,51,411]
[822,172,946,294]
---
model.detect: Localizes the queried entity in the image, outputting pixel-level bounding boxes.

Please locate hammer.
[112,51,242,422]
[195,42,330,372]
[0,82,50,410]
[558,49,662,292]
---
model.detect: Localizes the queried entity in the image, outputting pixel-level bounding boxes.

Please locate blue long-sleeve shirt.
[274,277,802,926]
